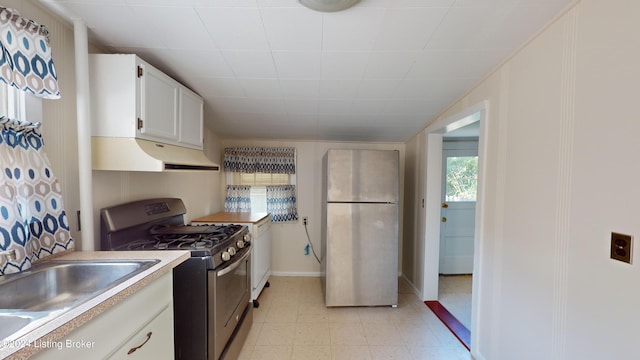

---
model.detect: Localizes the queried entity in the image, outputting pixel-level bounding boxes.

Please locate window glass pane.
[445,156,478,202]
[250,186,267,213]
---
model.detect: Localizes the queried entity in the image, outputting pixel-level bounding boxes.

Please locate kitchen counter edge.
[2,250,190,360]
[191,211,270,224]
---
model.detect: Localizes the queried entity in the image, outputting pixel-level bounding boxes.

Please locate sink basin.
[0,313,32,341]
[0,259,159,341]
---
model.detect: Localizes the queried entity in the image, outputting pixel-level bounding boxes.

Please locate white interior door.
[439,140,478,274]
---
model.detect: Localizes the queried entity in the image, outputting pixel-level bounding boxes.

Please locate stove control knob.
[227,247,236,256]
[236,240,245,249]
[221,251,231,261]
[243,233,252,242]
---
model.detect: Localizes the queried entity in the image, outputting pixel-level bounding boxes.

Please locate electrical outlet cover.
[611,232,632,264]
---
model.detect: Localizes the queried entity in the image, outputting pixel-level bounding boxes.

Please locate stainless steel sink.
[0,259,159,341]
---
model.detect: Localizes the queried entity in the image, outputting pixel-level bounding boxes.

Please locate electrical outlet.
[303,217,308,225]
[611,232,632,264]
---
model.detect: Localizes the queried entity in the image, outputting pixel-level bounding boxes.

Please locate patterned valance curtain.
[0,117,73,275]
[224,185,251,212]
[266,185,298,223]
[224,147,295,174]
[0,7,60,99]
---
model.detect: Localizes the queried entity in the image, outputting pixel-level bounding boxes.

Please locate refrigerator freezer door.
[326,149,399,203]
[325,202,398,306]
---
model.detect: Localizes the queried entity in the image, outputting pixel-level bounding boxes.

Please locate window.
[223,146,298,222]
[445,156,478,202]
[0,85,43,121]
[231,173,295,213]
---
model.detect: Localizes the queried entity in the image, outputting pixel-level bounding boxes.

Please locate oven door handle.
[217,249,251,277]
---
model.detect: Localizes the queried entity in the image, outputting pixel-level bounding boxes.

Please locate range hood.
[92,138,220,172]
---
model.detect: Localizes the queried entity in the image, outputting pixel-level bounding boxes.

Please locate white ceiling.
[40,0,573,142]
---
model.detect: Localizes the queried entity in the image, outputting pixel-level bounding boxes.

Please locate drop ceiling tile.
[285,99,319,114]
[373,7,449,51]
[392,78,477,104]
[42,0,572,142]
[272,51,322,79]
[207,97,246,114]
[407,50,506,79]
[188,77,245,97]
[222,51,278,78]
[319,99,353,114]
[363,52,417,79]
[149,49,235,78]
[319,79,359,99]
[237,78,282,98]
[196,7,269,50]
[126,0,257,5]
[128,6,215,50]
[351,99,390,114]
[47,0,126,4]
[321,52,370,79]
[260,8,322,51]
[257,0,299,8]
[425,6,496,50]
[478,2,570,50]
[453,0,514,7]
[240,98,287,114]
[279,79,320,99]
[322,7,387,51]
[406,0,457,6]
[384,99,439,117]
[68,4,163,48]
[354,79,401,99]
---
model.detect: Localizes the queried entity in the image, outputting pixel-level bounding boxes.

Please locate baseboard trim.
[270,271,321,277]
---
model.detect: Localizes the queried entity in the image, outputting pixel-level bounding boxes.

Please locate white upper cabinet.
[90,54,203,150]
[139,63,178,142]
[178,87,204,148]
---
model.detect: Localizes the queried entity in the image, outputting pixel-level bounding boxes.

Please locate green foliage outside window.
[446,156,478,202]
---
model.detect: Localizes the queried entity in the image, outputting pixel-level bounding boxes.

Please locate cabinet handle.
[127,332,152,355]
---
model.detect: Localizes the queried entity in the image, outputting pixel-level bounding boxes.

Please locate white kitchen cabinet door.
[30,273,174,360]
[138,63,179,143]
[178,87,203,149]
[252,217,272,302]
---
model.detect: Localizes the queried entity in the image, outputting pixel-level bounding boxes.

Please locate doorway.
[422,101,488,356]
[438,136,478,331]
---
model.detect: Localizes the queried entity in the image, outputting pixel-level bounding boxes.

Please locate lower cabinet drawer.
[107,305,174,360]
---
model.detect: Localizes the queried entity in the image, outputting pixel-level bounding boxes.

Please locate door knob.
[441,217,447,223]
[441,202,448,208]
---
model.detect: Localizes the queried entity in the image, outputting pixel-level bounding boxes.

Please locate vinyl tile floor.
[437,275,472,330]
[238,277,472,360]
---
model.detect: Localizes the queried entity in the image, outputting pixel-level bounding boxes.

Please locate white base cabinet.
[251,216,272,305]
[31,273,174,360]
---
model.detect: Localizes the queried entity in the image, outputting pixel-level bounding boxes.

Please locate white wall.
[221,139,404,275]
[405,0,640,359]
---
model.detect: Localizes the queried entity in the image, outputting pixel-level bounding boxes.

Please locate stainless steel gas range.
[100,198,253,360]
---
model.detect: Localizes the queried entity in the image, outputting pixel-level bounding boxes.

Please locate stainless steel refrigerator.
[321,149,399,307]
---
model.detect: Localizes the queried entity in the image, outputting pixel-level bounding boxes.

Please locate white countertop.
[0,250,190,360]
